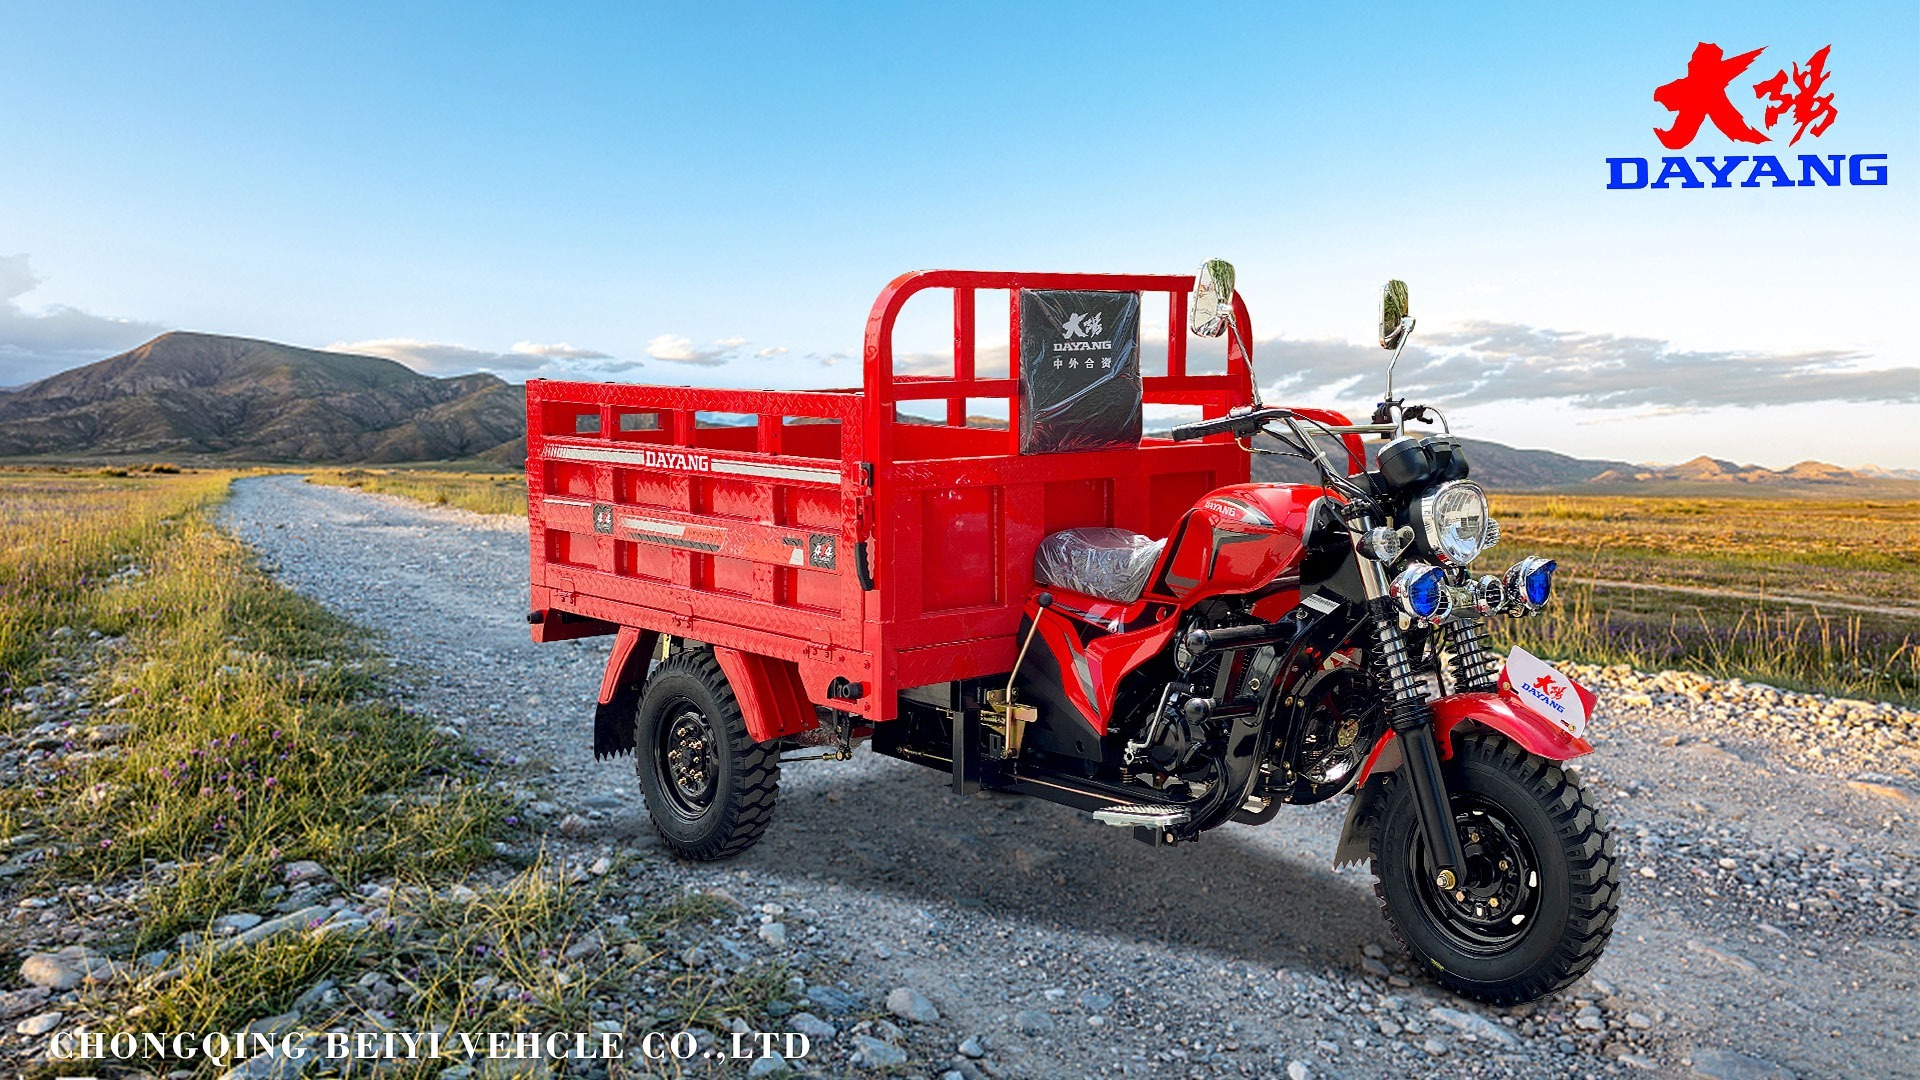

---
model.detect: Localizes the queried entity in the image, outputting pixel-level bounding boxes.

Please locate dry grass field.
[1491,494,1920,705]
[305,469,528,517]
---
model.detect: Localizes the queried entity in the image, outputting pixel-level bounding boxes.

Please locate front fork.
[1360,584,1470,887]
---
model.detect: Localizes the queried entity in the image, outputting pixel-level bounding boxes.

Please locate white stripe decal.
[541,496,593,507]
[708,458,841,485]
[620,517,686,536]
[542,444,838,485]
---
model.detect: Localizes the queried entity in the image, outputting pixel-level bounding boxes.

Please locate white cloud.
[327,337,627,377]
[646,334,747,366]
[0,254,167,387]
[755,346,788,358]
[509,341,612,361]
[1250,322,1920,409]
[328,338,546,375]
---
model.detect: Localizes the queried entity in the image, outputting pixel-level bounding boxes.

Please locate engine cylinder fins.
[1092,804,1192,828]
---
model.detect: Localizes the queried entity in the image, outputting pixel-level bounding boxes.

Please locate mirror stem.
[1230,320,1262,408]
[1382,315,1416,421]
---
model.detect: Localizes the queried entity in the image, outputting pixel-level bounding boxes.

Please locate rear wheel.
[1370,733,1619,1004]
[634,650,779,860]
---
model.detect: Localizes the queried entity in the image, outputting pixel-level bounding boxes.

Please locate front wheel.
[634,650,780,860]
[1370,733,1620,1004]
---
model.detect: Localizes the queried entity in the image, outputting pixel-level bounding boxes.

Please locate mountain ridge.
[0,332,526,464]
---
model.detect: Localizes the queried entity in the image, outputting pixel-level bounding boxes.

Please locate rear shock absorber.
[1439,618,1501,694]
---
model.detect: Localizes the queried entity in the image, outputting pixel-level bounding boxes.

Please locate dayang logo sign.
[1609,42,1888,189]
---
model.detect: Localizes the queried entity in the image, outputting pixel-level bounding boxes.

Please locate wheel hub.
[659,706,717,810]
[1415,801,1540,953]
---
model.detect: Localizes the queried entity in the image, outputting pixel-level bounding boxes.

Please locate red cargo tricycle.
[524,265,1620,1003]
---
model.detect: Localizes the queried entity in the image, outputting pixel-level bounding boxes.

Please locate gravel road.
[218,475,1920,1080]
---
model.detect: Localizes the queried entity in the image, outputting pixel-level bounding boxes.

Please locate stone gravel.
[183,475,1920,1078]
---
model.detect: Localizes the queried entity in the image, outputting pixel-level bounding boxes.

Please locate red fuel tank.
[1154,484,1326,607]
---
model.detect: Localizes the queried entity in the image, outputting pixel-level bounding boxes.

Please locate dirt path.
[1582,578,1920,620]
[219,476,1920,1079]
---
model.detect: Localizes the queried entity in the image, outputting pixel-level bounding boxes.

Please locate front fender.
[1355,690,1592,785]
[1430,690,1594,764]
[1335,689,1593,867]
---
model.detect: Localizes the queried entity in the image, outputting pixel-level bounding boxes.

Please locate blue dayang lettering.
[1742,155,1794,187]
[1798,154,1844,186]
[1651,156,1704,189]
[1606,157,1648,189]
[1696,155,1747,187]
[1523,682,1567,713]
[1608,153,1889,189]
[1851,153,1889,185]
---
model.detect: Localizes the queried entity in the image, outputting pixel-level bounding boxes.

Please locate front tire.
[634,650,779,860]
[1370,733,1619,1004]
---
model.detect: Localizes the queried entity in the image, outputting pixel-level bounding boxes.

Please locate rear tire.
[634,650,779,860]
[1370,732,1619,1004]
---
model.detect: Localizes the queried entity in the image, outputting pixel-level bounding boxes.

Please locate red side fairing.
[1023,588,1177,735]
[1150,483,1324,607]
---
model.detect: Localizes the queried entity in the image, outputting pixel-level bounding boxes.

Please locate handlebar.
[1169,407,1294,442]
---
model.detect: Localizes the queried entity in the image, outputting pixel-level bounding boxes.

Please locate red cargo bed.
[526,270,1255,724]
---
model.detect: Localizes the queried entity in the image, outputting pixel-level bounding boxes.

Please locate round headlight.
[1411,481,1491,566]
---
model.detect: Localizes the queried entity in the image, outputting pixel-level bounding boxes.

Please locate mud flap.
[1334,776,1387,868]
[593,627,659,760]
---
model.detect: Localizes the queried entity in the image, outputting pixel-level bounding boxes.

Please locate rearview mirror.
[1189,259,1236,338]
[1378,279,1411,350]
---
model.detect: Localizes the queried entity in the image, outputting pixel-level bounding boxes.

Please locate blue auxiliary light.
[1504,556,1558,610]
[1525,559,1557,605]
[1390,564,1448,621]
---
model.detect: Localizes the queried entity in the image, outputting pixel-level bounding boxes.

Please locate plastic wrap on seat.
[1033,528,1165,603]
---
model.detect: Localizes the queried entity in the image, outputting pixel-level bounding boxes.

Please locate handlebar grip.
[1169,422,1212,442]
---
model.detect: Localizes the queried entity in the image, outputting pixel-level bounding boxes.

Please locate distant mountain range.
[0,332,525,464]
[0,332,1914,495]
[1248,435,1919,494]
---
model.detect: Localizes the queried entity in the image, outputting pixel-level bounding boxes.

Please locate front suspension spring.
[1440,618,1501,693]
[1369,609,1429,721]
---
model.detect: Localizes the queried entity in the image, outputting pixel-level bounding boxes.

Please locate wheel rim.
[655,701,718,817]
[1411,797,1541,956]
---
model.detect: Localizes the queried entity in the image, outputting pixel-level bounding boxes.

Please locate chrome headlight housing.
[1410,480,1492,567]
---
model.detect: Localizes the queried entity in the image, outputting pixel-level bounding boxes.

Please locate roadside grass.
[1494,579,1920,706]
[306,469,527,517]
[14,490,504,954]
[1491,494,1920,706]
[0,470,498,1022]
[0,468,229,694]
[0,469,792,1062]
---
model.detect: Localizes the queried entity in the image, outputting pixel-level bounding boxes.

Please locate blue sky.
[2,1,1916,467]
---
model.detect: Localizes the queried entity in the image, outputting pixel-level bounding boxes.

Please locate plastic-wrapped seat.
[1033,528,1165,603]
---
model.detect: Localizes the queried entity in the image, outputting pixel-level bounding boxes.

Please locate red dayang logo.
[1610,41,1884,190]
[1531,675,1567,702]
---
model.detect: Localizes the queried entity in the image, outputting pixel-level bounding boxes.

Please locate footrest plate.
[1092,803,1190,828]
